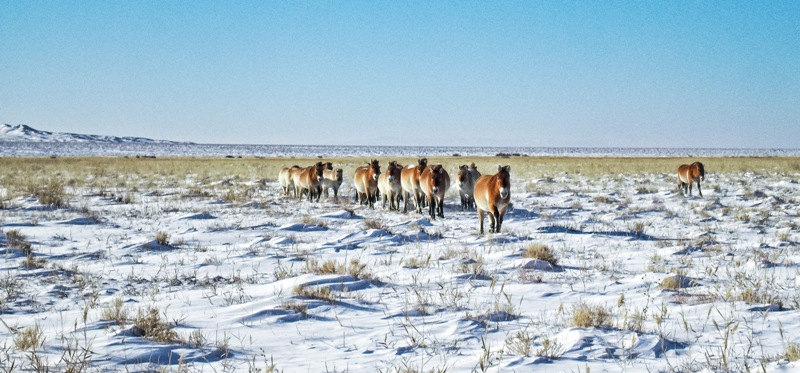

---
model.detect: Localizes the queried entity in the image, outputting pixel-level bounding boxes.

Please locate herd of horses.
[278,159,705,235]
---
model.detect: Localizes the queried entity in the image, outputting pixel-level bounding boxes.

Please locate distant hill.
[0,124,191,144]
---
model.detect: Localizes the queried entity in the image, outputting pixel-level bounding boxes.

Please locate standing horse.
[321,168,344,201]
[288,166,306,198]
[456,163,481,210]
[473,165,511,234]
[400,158,428,213]
[278,165,301,196]
[354,159,381,208]
[420,164,450,220]
[296,162,325,201]
[378,161,403,210]
[678,162,705,197]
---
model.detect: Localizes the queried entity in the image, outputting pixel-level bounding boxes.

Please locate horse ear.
[497,165,502,172]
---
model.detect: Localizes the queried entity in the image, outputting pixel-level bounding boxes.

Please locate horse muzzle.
[500,188,509,199]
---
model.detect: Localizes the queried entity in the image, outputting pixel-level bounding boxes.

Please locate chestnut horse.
[456,163,481,210]
[321,168,344,201]
[400,158,428,213]
[296,162,325,201]
[420,164,450,220]
[278,165,301,196]
[473,165,511,234]
[378,161,403,210]
[677,162,705,197]
[354,159,381,208]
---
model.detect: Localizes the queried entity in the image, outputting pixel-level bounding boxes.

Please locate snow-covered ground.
[1,150,800,372]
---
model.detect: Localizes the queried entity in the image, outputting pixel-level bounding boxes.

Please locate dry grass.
[101,297,130,326]
[155,231,170,246]
[572,302,612,328]
[14,323,43,351]
[294,286,335,304]
[1,157,798,193]
[787,343,800,361]
[522,243,558,266]
[132,307,181,344]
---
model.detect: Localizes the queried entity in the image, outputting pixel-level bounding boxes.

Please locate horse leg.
[437,196,444,218]
[428,195,436,220]
[488,212,497,233]
[696,181,702,197]
[496,211,504,233]
[478,209,485,234]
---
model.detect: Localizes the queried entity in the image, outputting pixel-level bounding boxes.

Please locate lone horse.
[677,162,705,197]
[354,159,381,208]
[400,158,428,213]
[378,161,403,210]
[473,165,511,234]
[420,164,450,220]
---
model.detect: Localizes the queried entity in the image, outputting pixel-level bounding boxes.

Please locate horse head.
[497,165,511,199]
[693,162,705,181]
[370,159,381,181]
[324,162,334,171]
[335,168,343,181]
[386,161,399,183]
[314,162,325,181]
[458,165,470,187]
[431,164,447,194]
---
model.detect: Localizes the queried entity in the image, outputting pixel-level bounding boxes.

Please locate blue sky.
[1,1,798,147]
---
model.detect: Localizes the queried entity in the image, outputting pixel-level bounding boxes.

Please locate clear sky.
[1,1,798,148]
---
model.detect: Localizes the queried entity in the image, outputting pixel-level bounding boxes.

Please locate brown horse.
[378,161,403,210]
[278,165,301,196]
[420,164,450,220]
[354,159,381,208]
[456,163,481,210]
[296,162,325,201]
[400,158,428,213]
[473,165,511,234]
[678,162,705,197]
[321,168,344,201]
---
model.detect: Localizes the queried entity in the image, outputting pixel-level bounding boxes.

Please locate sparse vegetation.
[101,297,130,326]
[132,307,181,344]
[522,243,558,266]
[572,302,611,328]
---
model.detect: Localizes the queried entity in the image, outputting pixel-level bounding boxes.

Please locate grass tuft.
[522,243,558,266]
[132,307,181,344]
[572,302,611,328]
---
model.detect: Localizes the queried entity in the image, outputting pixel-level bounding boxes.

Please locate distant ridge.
[0,124,191,144]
